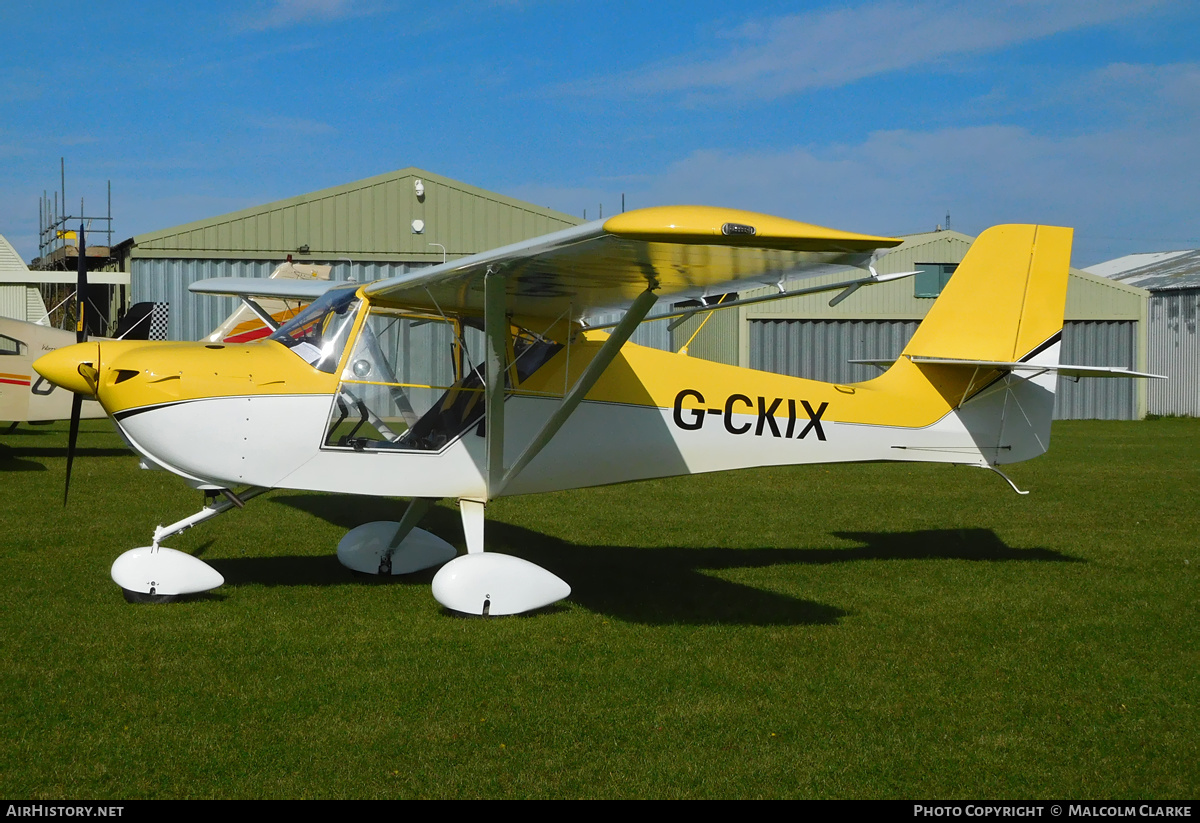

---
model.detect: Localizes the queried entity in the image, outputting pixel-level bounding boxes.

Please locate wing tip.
[603,206,901,251]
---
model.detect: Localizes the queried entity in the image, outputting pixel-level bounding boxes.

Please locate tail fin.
[902,224,1072,363]
[894,224,1072,465]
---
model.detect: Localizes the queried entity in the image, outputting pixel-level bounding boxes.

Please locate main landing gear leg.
[430,498,570,616]
[335,497,456,576]
[111,487,268,602]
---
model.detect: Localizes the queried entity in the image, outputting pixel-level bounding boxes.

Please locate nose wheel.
[111,488,268,602]
[111,545,225,601]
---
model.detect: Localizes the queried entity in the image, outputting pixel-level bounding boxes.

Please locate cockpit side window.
[268,286,361,373]
[324,307,467,450]
[323,306,565,454]
[0,334,26,356]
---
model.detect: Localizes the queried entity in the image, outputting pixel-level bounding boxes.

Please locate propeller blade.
[64,393,83,506]
[76,221,87,343]
[65,222,88,505]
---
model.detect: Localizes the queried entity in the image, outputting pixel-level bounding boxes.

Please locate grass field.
[0,418,1196,799]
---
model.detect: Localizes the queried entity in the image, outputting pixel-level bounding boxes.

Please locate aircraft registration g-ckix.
[672,389,828,440]
[32,206,1161,615]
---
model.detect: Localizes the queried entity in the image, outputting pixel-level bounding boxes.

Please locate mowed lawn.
[0,419,1195,799]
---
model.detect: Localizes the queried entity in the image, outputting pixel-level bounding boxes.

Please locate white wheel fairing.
[111,547,224,596]
[336,522,457,575]
[431,553,571,615]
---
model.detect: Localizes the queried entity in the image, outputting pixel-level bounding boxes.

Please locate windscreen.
[268,285,361,373]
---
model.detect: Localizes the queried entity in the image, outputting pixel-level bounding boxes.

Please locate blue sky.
[2,0,1197,266]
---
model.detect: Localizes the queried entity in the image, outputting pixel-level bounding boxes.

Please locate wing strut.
[484,268,508,494]
[237,296,282,333]
[494,288,660,498]
[387,497,437,556]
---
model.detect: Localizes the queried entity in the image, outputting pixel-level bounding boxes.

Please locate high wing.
[362,206,901,322]
[189,278,334,301]
[187,207,902,326]
[189,273,339,339]
[195,261,333,343]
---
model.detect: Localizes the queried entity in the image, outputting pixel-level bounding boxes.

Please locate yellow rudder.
[901,224,1073,362]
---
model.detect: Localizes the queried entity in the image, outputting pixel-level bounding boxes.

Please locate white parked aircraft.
[31,207,1160,614]
[2,319,109,428]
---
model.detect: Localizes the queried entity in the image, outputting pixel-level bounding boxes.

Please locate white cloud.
[528,57,1200,264]
[0,68,48,105]
[246,115,338,134]
[599,0,1163,101]
[625,117,1199,265]
[1081,61,1200,126]
[237,0,374,32]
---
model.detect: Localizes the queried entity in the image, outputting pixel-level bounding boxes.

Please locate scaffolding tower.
[32,159,122,335]
[35,158,114,272]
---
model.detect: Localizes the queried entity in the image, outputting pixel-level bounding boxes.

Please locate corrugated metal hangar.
[114,168,581,342]
[1086,250,1200,417]
[0,234,49,323]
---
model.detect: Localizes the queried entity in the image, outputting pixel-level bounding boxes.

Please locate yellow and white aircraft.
[32,207,1158,614]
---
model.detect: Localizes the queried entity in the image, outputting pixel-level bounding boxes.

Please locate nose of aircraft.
[33,342,102,398]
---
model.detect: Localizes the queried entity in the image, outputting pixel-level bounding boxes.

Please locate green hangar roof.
[115,168,581,264]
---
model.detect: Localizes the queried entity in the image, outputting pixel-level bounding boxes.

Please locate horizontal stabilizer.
[849,357,1164,379]
[907,356,1165,379]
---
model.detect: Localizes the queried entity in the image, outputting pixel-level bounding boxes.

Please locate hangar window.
[914,263,958,298]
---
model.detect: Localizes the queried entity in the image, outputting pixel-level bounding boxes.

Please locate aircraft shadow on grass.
[0,444,132,472]
[1,427,130,471]
[194,493,1081,627]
